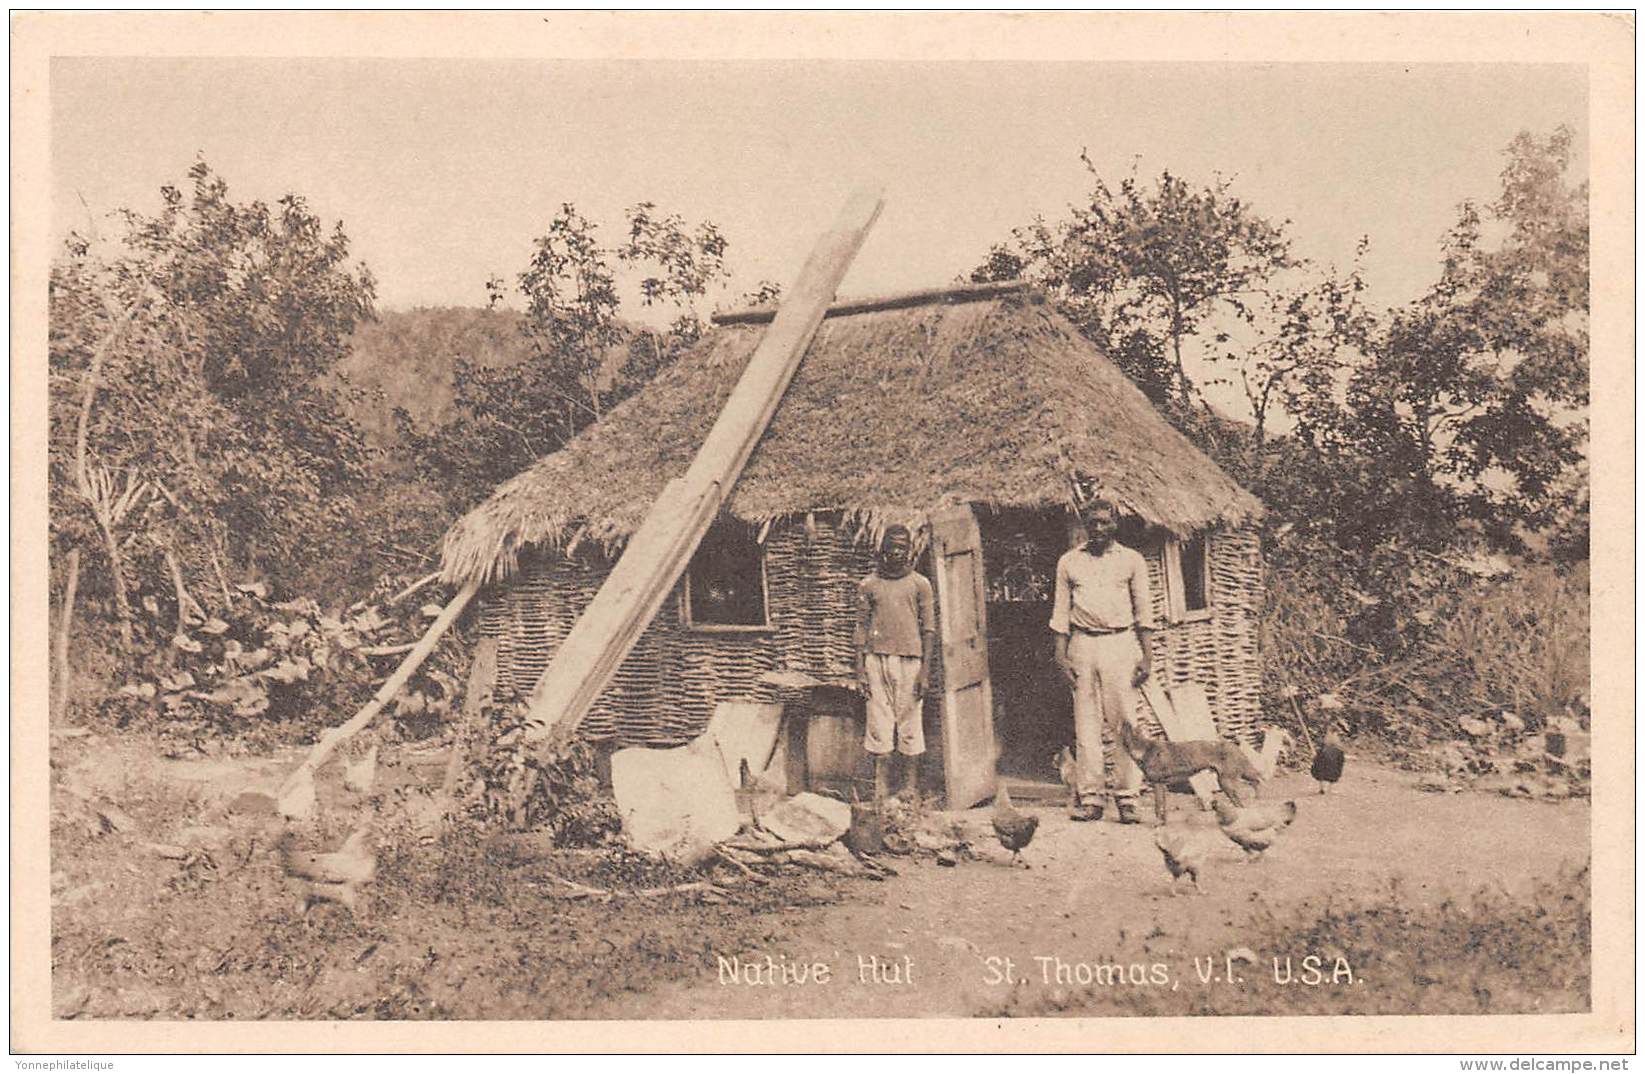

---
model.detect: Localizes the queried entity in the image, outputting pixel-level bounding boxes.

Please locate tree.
[1289,127,1588,555]
[611,201,729,394]
[401,202,731,513]
[975,154,1295,408]
[1222,242,1378,449]
[516,204,625,441]
[49,160,377,647]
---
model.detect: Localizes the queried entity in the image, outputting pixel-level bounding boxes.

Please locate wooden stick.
[358,642,417,658]
[53,548,81,725]
[205,539,234,610]
[440,635,498,800]
[549,876,728,900]
[783,848,869,875]
[165,548,206,632]
[487,834,615,861]
[1283,692,1317,754]
[275,580,478,801]
[353,570,441,613]
[712,279,1027,325]
[720,836,840,854]
[715,847,766,883]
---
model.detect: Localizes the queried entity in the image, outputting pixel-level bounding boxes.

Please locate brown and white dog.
[1119,721,1263,824]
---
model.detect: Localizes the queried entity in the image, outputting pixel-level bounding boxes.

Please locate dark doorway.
[981,509,1077,788]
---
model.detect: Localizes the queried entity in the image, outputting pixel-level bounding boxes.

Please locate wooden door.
[929,504,997,808]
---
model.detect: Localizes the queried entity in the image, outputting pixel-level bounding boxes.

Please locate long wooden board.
[930,504,997,809]
[525,189,886,753]
[1140,678,1219,806]
[711,279,1026,325]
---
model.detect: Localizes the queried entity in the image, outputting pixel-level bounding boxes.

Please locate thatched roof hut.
[444,283,1265,806]
[441,286,1261,589]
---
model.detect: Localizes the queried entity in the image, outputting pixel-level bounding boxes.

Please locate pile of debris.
[874,798,979,866]
[716,793,898,882]
[603,704,898,883]
[1419,710,1591,800]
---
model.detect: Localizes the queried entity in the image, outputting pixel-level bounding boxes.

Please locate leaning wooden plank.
[525,187,885,753]
[1139,679,1219,806]
[275,580,478,806]
[711,278,1027,325]
[1165,682,1225,805]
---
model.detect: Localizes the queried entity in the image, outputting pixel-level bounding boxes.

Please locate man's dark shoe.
[1071,802,1104,822]
[1115,799,1143,825]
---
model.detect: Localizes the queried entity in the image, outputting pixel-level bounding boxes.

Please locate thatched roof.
[441,286,1263,587]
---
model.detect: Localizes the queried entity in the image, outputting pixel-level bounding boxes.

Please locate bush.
[1262,543,1590,752]
[90,578,472,753]
[471,705,622,845]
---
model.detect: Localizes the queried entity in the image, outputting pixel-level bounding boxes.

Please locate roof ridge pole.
[523,187,886,755]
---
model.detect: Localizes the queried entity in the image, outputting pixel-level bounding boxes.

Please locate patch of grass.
[53,818,857,1020]
[981,867,1590,1018]
[50,738,861,1021]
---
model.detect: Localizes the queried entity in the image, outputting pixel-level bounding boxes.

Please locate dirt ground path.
[582,764,1589,1020]
[52,739,1588,1020]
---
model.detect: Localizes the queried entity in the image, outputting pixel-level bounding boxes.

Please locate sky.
[51,58,1586,384]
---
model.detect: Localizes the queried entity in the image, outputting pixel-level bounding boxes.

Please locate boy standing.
[855,525,937,803]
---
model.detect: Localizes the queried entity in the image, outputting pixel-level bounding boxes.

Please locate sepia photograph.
[10,10,1633,1054]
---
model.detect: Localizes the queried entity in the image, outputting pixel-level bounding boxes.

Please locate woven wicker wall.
[478,512,1260,750]
[478,515,881,748]
[1138,527,1264,745]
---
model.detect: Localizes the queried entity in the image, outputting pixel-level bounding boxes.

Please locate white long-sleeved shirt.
[1048,543,1158,635]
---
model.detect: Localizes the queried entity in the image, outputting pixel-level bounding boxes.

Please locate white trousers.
[1068,629,1146,802]
[864,653,925,756]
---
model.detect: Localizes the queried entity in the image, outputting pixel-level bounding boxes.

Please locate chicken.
[1237,727,1294,783]
[1153,827,1224,895]
[1054,747,1078,803]
[279,824,377,913]
[1212,796,1297,860]
[1311,733,1346,794]
[343,745,378,795]
[990,782,1039,868]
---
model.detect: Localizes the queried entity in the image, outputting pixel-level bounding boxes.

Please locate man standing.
[855,524,937,803]
[1049,500,1157,823]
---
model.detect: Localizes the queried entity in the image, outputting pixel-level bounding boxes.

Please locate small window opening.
[1166,533,1213,622]
[1180,534,1209,612]
[684,524,770,630]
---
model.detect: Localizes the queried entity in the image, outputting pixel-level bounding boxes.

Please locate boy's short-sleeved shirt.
[857,571,935,657]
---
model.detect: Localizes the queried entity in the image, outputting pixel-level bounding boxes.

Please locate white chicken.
[343,744,378,795]
[1153,827,1225,895]
[279,824,377,914]
[1212,797,1298,860]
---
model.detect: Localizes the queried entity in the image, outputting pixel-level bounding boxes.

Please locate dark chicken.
[1310,732,1346,794]
[990,782,1039,867]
